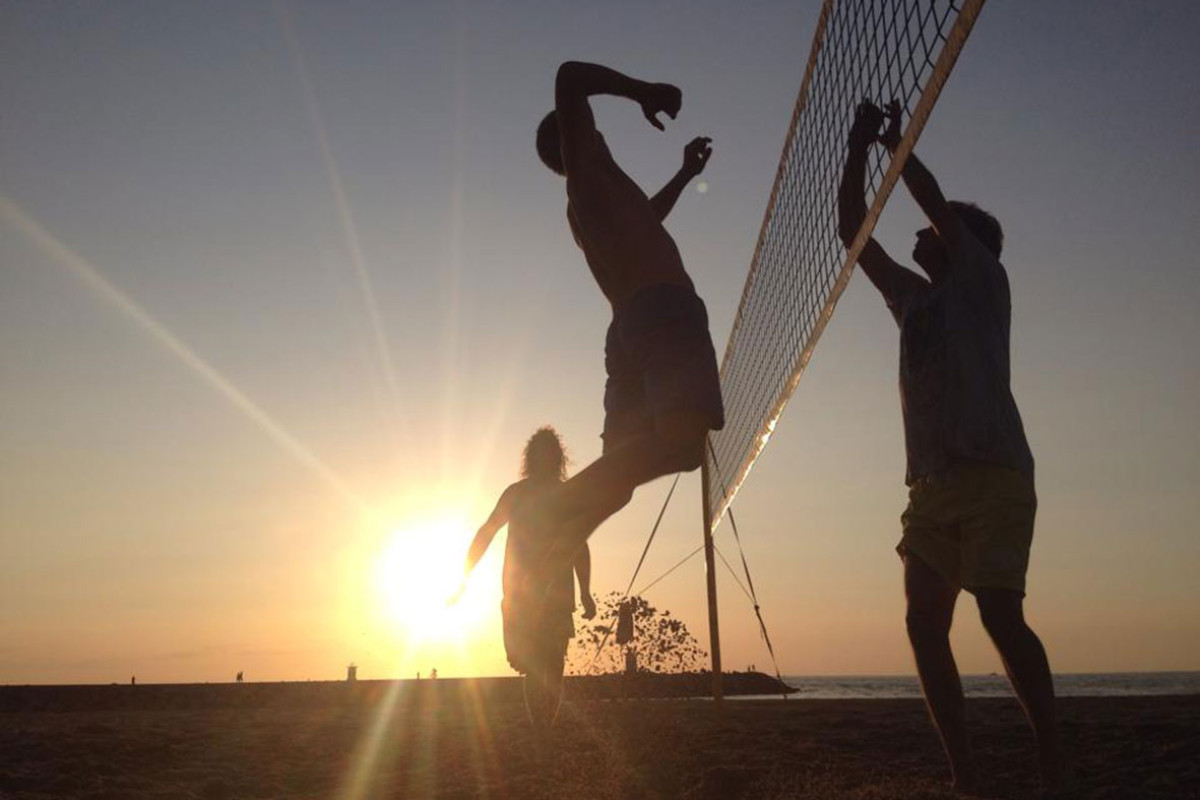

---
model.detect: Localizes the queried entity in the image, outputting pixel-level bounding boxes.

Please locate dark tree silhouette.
[567,592,707,675]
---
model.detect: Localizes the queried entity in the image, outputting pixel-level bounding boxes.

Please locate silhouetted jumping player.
[838,100,1062,794]
[528,61,724,569]
[452,427,597,728]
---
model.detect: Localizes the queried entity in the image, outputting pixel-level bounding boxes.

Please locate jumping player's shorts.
[501,592,574,676]
[602,284,725,451]
[898,461,1037,595]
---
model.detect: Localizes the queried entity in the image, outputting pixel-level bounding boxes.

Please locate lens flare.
[275,0,409,445]
[1,195,367,513]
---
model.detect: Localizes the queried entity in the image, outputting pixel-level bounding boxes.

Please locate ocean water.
[742,672,1200,700]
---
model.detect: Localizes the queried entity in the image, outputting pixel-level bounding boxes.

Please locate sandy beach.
[1,681,1196,800]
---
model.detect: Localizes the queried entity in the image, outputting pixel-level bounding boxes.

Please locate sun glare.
[372,513,496,644]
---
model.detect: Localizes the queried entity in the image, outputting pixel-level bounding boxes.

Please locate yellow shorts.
[898,461,1037,595]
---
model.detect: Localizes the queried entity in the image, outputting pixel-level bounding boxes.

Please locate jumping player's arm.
[649,136,712,222]
[555,61,681,175]
[574,544,597,619]
[449,484,517,603]
[877,100,962,255]
[838,101,928,306]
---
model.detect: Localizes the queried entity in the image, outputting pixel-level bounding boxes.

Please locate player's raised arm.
[877,100,961,255]
[649,136,712,222]
[838,101,927,307]
[555,61,681,174]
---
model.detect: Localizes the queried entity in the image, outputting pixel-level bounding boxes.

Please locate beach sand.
[1,685,1196,799]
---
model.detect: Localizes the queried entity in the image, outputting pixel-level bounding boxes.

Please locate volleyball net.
[704,0,986,527]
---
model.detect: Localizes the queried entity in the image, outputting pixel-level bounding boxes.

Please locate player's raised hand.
[682,136,713,177]
[849,99,885,146]
[640,82,682,131]
[878,99,902,150]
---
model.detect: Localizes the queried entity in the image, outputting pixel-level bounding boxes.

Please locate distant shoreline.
[0,671,793,712]
[5,669,1195,687]
[5,670,1199,712]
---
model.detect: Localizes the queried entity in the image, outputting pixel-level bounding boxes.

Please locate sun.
[371,512,498,643]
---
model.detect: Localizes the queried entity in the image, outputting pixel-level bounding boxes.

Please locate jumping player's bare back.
[528,60,724,568]
[565,137,693,306]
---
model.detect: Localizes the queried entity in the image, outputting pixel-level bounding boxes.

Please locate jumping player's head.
[521,426,568,481]
[913,201,1003,279]
[536,112,565,176]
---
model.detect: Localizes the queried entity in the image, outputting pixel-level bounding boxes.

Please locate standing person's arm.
[649,137,712,222]
[837,100,927,305]
[449,486,515,604]
[876,101,961,254]
[574,544,597,619]
[555,61,681,174]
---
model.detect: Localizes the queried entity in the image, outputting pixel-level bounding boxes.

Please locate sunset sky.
[3,2,1198,685]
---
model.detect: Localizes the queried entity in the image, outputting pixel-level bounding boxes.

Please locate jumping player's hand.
[682,136,713,178]
[640,82,682,131]
[849,99,885,147]
[878,99,902,151]
[581,593,597,620]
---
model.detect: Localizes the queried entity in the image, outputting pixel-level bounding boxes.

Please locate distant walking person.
[452,427,597,728]
[527,61,724,569]
[838,100,1062,793]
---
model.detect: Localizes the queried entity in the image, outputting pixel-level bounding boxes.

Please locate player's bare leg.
[523,642,567,732]
[528,412,709,573]
[905,554,979,794]
[976,588,1064,792]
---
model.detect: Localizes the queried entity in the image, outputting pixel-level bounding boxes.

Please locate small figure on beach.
[452,427,597,727]
[236,671,243,683]
[429,668,437,680]
[838,99,1063,793]
[524,60,724,575]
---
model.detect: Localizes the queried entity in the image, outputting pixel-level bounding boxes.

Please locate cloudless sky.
[2,1,1198,684]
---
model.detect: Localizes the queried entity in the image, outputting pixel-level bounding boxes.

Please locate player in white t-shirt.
[838,100,1063,794]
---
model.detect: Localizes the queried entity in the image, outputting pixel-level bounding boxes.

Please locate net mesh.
[704,0,985,527]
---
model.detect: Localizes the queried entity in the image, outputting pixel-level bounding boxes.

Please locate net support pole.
[701,456,723,703]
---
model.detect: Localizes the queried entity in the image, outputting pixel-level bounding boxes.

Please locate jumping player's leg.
[904,552,978,793]
[532,410,709,572]
[537,284,718,544]
[559,409,707,524]
[522,284,720,582]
